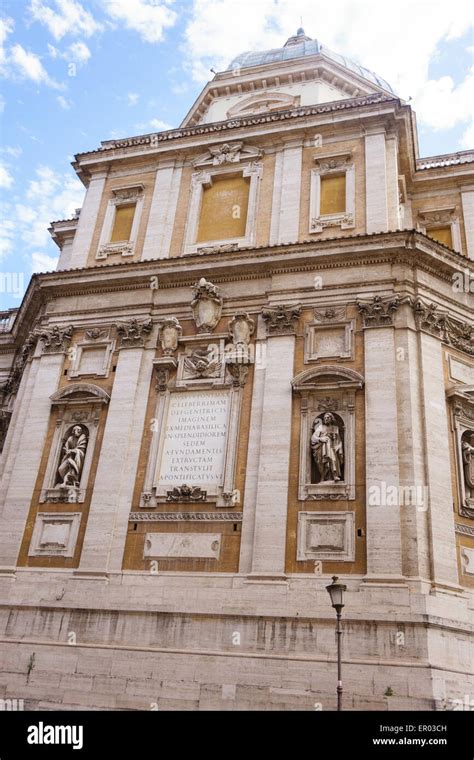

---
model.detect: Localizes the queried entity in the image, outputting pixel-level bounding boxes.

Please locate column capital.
[116,318,153,349]
[262,304,301,336]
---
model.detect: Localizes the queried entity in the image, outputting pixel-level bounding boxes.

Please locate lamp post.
[326,575,347,712]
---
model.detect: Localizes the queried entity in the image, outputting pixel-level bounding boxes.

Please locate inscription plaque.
[157,390,229,490]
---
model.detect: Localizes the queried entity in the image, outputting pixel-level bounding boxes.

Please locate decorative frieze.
[455,523,474,538]
[97,242,134,259]
[196,242,240,255]
[412,299,474,356]
[313,305,347,322]
[192,141,263,168]
[116,318,152,348]
[191,278,223,333]
[165,484,207,502]
[262,304,301,335]
[85,328,109,341]
[357,295,400,327]
[129,512,242,522]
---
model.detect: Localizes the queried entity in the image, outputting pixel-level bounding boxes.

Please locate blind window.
[110,204,136,243]
[320,174,346,216]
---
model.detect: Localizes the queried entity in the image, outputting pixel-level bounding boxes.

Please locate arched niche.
[292,365,364,501]
[40,383,110,504]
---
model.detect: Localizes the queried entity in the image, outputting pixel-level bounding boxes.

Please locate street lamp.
[326,575,347,712]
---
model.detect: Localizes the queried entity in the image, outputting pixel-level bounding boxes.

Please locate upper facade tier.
[181,30,397,128]
[43,30,474,271]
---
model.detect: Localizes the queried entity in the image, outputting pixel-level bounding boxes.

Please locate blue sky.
[1,0,473,310]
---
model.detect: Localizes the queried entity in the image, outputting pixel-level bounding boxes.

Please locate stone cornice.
[76,93,397,163]
[2,230,472,348]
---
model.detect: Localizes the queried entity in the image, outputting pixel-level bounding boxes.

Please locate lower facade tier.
[0,571,472,711]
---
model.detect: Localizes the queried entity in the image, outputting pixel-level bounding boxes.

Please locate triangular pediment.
[181,48,395,128]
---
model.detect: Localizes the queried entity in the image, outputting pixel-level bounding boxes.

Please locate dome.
[226,30,396,95]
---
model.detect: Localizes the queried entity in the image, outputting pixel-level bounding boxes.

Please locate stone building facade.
[0,30,473,710]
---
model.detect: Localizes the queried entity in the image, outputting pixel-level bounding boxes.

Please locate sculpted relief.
[462,430,474,505]
[311,412,345,483]
[55,425,89,488]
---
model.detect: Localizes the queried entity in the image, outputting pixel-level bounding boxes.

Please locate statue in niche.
[55,425,88,487]
[462,430,474,503]
[311,412,344,483]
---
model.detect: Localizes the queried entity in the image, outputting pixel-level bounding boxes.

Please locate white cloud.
[460,122,474,150]
[0,16,14,66]
[31,251,58,272]
[28,0,102,40]
[7,43,62,88]
[57,94,73,109]
[182,0,474,136]
[0,163,14,188]
[1,146,22,158]
[2,163,83,268]
[48,40,91,65]
[103,0,177,43]
[413,69,474,131]
[127,92,139,105]
[171,82,189,96]
[1,166,85,260]
[0,218,15,259]
[68,40,91,63]
[134,118,174,132]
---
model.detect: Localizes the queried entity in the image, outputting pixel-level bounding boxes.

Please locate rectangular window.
[428,225,452,248]
[196,176,250,243]
[320,174,346,216]
[110,203,136,243]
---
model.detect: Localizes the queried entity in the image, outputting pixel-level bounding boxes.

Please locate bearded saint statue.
[56,425,88,487]
[311,412,344,482]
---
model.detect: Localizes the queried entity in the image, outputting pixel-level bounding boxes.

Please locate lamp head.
[326,575,347,612]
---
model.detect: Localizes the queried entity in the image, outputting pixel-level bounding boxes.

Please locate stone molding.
[129,512,242,521]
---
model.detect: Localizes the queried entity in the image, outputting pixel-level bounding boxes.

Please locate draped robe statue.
[56,425,88,487]
[311,412,344,482]
[462,432,474,500]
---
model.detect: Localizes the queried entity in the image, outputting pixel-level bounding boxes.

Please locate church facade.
[0,30,473,710]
